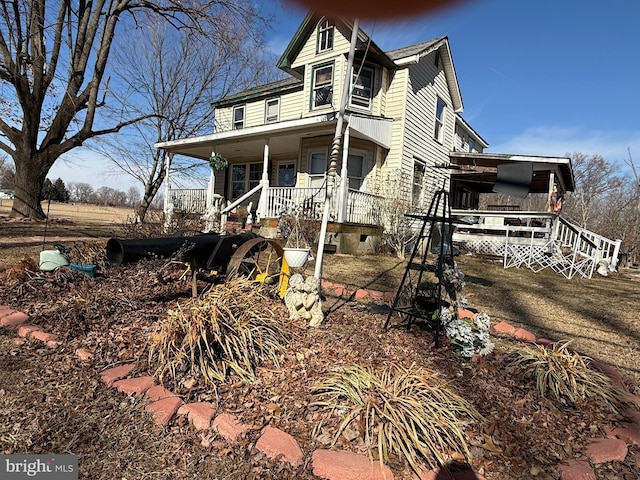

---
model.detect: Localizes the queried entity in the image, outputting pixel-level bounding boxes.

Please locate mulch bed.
[0,259,639,479]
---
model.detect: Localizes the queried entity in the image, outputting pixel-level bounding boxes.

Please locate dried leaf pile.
[0,257,638,480]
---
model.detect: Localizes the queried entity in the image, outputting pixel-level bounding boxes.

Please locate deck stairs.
[503,216,620,279]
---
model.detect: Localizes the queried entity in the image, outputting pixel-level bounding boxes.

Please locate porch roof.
[155,113,392,161]
[449,152,575,194]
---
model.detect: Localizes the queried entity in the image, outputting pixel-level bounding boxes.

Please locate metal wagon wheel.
[226,238,290,298]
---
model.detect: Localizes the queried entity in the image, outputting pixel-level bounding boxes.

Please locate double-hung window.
[230,163,261,199]
[317,19,334,52]
[233,105,245,130]
[312,63,333,109]
[349,66,373,109]
[265,98,279,123]
[308,150,327,189]
[434,97,446,142]
[347,153,365,190]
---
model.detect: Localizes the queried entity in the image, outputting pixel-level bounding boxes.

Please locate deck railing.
[451,209,621,277]
[168,189,207,213]
[263,186,327,219]
[345,189,383,225]
[167,185,383,227]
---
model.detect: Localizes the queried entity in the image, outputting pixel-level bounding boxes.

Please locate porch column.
[204,154,218,232]
[258,140,270,220]
[547,171,555,212]
[337,125,350,223]
[163,154,173,232]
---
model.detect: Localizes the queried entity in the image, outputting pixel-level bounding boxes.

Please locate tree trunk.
[137,175,165,223]
[10,156,48,220]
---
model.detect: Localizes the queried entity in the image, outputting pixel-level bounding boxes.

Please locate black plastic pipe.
[106,232,258,270]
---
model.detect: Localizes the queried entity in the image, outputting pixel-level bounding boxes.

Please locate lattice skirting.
[456,239,506,257]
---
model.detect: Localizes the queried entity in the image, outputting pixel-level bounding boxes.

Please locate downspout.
[314,18,360,279]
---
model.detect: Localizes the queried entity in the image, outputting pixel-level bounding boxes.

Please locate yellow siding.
[381,68,408,173]
[279,90,304,121]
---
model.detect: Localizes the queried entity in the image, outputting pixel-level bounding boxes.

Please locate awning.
[449,152,575,194]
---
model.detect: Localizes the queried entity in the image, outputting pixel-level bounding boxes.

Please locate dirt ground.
[0,204,639,479]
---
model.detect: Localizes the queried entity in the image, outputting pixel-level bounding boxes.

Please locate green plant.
[148,278,288,384]
[208,154,228,172]
[310,363,484,473]
[509,341,630,413]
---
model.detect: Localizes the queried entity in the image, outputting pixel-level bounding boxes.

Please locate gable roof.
[277,12,463,112]
[277,11,392,78]
[387,36,463,112]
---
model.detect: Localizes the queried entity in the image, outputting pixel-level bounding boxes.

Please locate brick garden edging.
[3,301,640,480]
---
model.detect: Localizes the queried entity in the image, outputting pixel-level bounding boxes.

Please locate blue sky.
[51,0,640,190]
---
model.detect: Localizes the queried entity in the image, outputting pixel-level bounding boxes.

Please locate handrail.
[557,216,597,249]
[221,183,263,214]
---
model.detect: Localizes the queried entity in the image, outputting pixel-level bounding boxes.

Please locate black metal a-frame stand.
[383,186,458,346]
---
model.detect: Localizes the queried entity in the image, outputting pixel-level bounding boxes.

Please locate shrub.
[509,340,630,413]
[311,363,484,473]
[148,278,288,384]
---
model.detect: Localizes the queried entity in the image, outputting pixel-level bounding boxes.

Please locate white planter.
[283,248,310,267]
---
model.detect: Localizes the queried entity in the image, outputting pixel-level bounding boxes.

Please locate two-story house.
[156,11,577,257]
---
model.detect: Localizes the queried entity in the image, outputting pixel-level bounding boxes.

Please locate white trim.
[232,105,245,129]
[265,97,280,123]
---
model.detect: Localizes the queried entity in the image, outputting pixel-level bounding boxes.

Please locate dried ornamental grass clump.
[509,340,631,414]
[148,277,288,384]
[311,363,484,474]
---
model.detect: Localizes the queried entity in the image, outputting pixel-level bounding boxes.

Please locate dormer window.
[317,19,334,53]
[312,62,333,109]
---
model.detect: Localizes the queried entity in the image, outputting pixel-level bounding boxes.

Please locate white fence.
[168,189,207,213]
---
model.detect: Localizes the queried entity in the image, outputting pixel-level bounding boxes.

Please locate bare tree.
[126,186,140,207]
[0,0,262,219]
[68,181,94,203]
[563,153,620,228]
[95,13,274,221]
[0,155,14,189]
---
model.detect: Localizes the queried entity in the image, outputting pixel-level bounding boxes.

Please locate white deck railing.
[263,186,327,219]
[346,189,383,225]
[556,217,621,271]
[168,189,207,213]
[168,185,382,227]
[451,209,621,278]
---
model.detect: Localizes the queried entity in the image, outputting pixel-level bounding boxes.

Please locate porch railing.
[263,186,327,219]
[451,209,621,278]
[167,185,382,227]
[345,189,383,225]
[556,217,621,271]
[168,189,207,213]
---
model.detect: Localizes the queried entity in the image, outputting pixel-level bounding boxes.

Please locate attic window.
[317,19,334,53]
[434,49,441,68]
